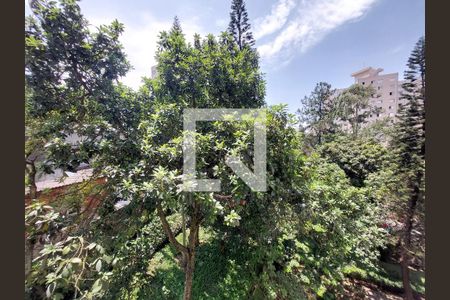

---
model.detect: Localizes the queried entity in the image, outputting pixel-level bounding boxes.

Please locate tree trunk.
[182,207,187,246]
[25,239,35,278]
[183,199,201,300]
[156,203,188,255]
[400,171,422,300]
[26,160,38,199]
[181,197,188,268]
[195,225,200,247]
[156,199,201,300]
[183,248,196,300]
[400,249,414,300]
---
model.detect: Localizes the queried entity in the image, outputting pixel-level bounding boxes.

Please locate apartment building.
[350,67,406,124]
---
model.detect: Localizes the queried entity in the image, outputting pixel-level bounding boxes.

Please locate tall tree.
[135,19,266,300]
[25,1,133,289]
[227,0,255,49]
[337,83,380,138]
[297,82,337,146]
[393,36,425,300]
[25,0,131,193]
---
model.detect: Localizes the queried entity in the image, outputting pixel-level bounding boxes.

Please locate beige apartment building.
[348,67,406,124]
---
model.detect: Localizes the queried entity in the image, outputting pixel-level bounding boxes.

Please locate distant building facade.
[350,67,406,124]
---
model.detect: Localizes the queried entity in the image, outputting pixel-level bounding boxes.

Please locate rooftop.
[351,67,384,78]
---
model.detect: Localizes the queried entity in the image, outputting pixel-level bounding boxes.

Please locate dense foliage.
[318,135,389,187]
[335,83,380,138]
[24,1,425,299]
[297,82,338,147]
[391,36,426,300]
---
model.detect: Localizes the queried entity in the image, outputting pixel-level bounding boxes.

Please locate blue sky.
[26,0,424,113]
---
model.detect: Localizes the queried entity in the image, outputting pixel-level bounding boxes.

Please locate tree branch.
[156,202,188,254]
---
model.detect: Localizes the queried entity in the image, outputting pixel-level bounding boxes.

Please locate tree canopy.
[24,1,425,299]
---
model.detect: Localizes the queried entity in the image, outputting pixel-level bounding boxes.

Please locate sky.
[25,0,424,113]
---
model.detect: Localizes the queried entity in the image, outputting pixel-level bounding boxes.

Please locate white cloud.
[87,13,204,90]
[254,0,296,40]
[257,0,378,63]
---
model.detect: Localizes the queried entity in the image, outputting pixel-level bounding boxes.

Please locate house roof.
[26,168,94,194]
[351,67,384,77]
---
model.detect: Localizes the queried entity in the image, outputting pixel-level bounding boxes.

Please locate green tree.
[318,135,389,187]
[337,83,380,138]
[26,11,266,298]
[292,154,385,297]
[207,106,385,299]
[392,36,425,300]
[228,0,255,49]
[297,82,338,146]
[113,18,266,299]
[359,118,396,142]
[25,0,138,297]
[25,0,131,195]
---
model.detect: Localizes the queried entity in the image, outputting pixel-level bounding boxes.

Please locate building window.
[378,86,381,90]
[389,106,392,109]
[389,92,393,95]
[371,80,374,84]
[362,81,365,85]
[377,114,380,117]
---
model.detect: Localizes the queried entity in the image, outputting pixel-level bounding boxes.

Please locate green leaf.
[95,259,102,272]
[62,246,71,255]
[91,279,103,294]
[46,283,55,298]
[317,285,327,297]
[53,293,64,300]
[311,223,327,233]
[300,274,310,284]
[61,266,70,278]
[102,255,112,264]
[71,257,82,264]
